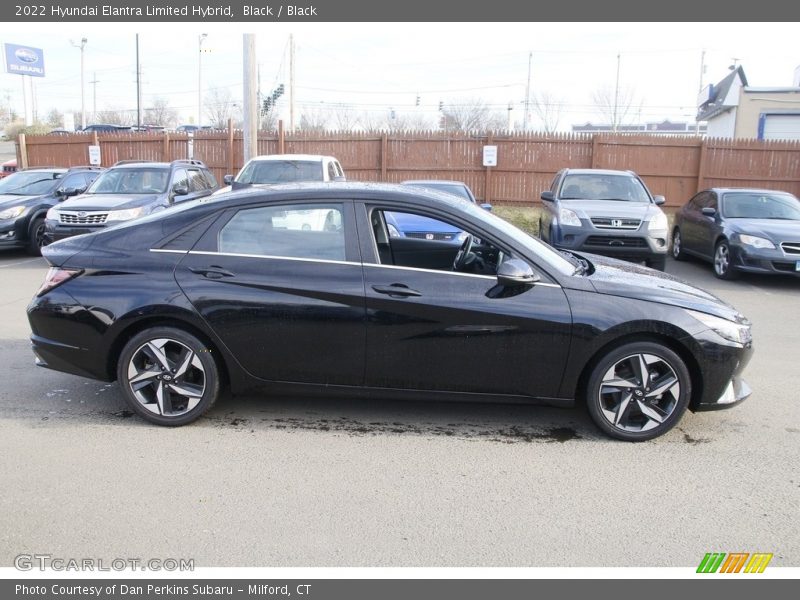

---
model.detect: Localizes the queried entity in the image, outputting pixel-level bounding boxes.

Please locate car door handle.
[189,266,235,279]
[371,284,422,298]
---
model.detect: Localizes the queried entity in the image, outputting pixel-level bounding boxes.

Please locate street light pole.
[198,33,208,126]
[70,38,88,129]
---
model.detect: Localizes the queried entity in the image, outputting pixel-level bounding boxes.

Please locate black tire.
[116,326,220,426]
[585,341,691,441]
[713,239,738,280]
[646,255,667,271]
[671,228,687,261]
[25,217,47,256]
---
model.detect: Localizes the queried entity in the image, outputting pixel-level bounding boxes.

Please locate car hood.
[53,193,159,211]
[562,199,660,220]
[0,193,44,208]
[390,212,461,234]
[583,253,743,322]
[727,218,800,241]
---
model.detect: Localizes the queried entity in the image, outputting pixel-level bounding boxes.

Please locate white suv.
[216,154,345,194]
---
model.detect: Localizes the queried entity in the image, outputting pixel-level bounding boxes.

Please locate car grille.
[59,211,108,225]
[590,217,641,230]
[780,242,800,255]
[405,232,458,241]
[585,236,648,248]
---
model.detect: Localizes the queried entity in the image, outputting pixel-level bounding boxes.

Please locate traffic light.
[416,96,420,106]
[438,101,444,112]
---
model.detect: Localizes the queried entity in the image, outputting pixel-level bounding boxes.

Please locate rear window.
[236,160,324,184]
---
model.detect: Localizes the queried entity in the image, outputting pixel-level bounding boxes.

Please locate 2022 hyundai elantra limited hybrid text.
[27,183,753,441]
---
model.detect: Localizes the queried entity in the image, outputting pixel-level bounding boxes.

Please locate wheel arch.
[573,330,704,412]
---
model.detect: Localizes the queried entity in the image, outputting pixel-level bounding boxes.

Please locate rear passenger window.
[218,204,346,261]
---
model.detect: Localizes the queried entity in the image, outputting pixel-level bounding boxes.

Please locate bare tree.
[45,108,64,129]
[328,104,360,131]
[441,98,506,132]
[592,85,642,130]
[204,87,236,129]
[96,107,134,126]
[298,107,330,132]
[144,97,178,127]
[530,91,564,133]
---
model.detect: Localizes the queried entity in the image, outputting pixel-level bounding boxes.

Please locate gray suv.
[539,168,669,270]
[46,159,218,242]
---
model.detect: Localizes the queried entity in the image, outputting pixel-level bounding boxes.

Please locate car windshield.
[722,192,800,220]
[87,168,169,194]
[560,174,651,202]
[409,182,473,202]
[0,171,62,195]
[236,160,323,184]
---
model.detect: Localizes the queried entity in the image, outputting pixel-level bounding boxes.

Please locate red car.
[0,159,17,179]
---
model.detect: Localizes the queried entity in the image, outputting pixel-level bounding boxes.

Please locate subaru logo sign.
[14,48,38,64]
[78,211,87,218]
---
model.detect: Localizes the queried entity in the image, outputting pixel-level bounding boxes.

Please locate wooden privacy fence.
[17,129,800,207]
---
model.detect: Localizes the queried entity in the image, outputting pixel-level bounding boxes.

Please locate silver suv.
[539,168,669,270]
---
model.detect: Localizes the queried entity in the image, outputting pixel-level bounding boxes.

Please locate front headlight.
[687,309,752,346]
[46,207,59,220]
[0,206,25,220]
[105,207,146,222]
[648,211,668,235]
[558,207,581,227]
[738,234,775,249]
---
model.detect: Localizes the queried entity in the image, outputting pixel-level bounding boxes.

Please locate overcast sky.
[2,22,798,130]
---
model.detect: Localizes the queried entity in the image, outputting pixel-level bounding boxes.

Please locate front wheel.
[713,240,738,280]
[25,217,47,256]
[671,228,687,261]
[585,341,691,441]
[116,327,220,426]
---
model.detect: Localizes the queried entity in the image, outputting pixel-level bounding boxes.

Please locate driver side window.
[371,208,506,276]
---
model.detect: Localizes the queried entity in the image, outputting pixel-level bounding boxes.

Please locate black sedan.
[672,188,800,279]
[28,183,753,441]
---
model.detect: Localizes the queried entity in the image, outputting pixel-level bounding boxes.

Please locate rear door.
[174,199,366,386]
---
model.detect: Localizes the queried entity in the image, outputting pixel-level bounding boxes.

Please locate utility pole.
[289,34,295,130]
[70,38,87,128]
[198,33,208,126]
[696,49,706,135]
[135,34,142,129]
[612,52,621,132]
[243,34,258,162]
[523,51,532,131]
[89,72,99,123]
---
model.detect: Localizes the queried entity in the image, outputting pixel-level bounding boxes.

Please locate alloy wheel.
[714,243,730,276]
[672,230,681,258]
[598,353,680,433]
[126,338,206,417]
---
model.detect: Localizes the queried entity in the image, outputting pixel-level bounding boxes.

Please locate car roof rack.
[112,159,157,166]
[170,159,206,167]
[66,165,105,171]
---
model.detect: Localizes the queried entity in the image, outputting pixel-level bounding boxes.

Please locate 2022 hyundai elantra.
[27,183,753,441]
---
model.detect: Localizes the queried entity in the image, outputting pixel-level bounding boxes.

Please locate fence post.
[17,134,28,168]
[227,118,235,175]
[696,138,708,193]
[163,131,170,161]
[484,132,493,203]
[591,134,600,168]
[278,120,285,154]
[381,133,388,181]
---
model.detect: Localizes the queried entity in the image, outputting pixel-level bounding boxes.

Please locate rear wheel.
[585,341,691,441]
[671,228,687,261]
[25,217,47,256]
[713,239,738,280]
[116,327,220,426]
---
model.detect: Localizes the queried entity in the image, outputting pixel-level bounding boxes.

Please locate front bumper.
[0,217,29,248]
[689,327,754,412]
[45,219,106,242]
[731,243,800,276]
[553,221,668,261]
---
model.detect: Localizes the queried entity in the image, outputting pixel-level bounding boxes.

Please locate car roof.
[111,162,171,169]
[244,154,337,163]
[402,180,467,186]
[563,168,636,177]
[710,187,797,196]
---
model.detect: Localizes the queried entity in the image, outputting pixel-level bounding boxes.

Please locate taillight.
[36,267,83,297]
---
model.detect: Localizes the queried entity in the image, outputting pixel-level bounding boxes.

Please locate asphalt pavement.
[0,250,798,567]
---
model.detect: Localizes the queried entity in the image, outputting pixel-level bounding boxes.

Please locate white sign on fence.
[88,145,101,166]
[483,145,497,167]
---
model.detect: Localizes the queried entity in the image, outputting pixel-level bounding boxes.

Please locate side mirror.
[497,258,540,287]
[540,191,554,202]
[57,186,82,199]
[701,207,717,217]
[480,203,493,211]
[172,184,189,197]
[653,195,666,206]
[223,174,233,185]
